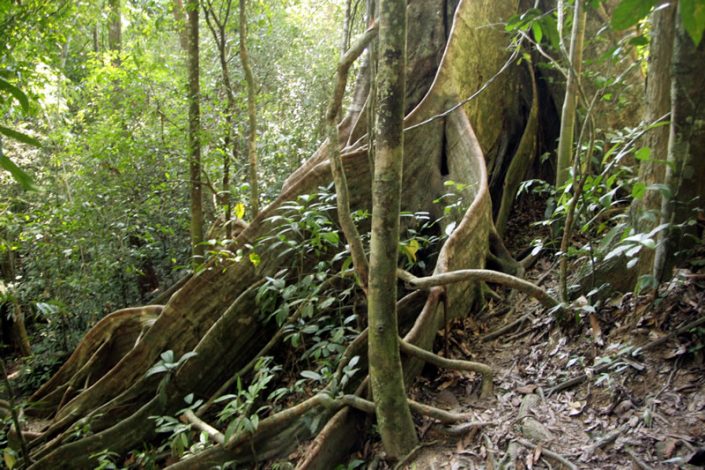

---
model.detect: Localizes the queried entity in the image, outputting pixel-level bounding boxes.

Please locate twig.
[516,438,578,470]
[626,447,655,470]
[548,315,705,394]
[399,339,493,398]
[181,410,224,445]
[585,423,630,456]
[481,312,532,342]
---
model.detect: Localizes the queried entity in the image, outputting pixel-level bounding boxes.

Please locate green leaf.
[632,182,647,199]
[680,0,705,46]
[634,147,651,161]
[300,370,322,381]
[0,77,29,112]
[0,125,41,147]
[249,251,261,267]
[531,22,543,44]
[0,152,35,191]
[611,0,656,30]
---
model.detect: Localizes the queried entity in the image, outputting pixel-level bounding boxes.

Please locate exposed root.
[481,312,533,342]
[399,339,493,398]
[182,410,224,445]
[398,268,562,311]
[516,438,578,470]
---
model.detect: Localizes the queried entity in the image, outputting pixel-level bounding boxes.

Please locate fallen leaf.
[517,384,538,394]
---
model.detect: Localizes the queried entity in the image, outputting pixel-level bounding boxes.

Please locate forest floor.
[393,265,705,470]
[346,198,705,470]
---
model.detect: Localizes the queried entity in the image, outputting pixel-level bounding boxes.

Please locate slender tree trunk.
[630,1,675,279]
[368,0,417,459]
[239,0,260,219]
[108,0,122,64]
[203,0,237,239]
[555,0,586,189]
[187,0,205,263]
[653,3,705,281]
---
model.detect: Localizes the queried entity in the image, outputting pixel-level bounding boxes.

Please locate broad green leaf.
[634,147,651,161]
[0,153,35,190]
[300,370,322,381]
[0,125,41,147]
[611,0,656,30]
[631,182,647,199]
[0,77,29,112]
[680,0,705,46]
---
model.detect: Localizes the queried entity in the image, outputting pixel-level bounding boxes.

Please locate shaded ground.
[342,261,705,469]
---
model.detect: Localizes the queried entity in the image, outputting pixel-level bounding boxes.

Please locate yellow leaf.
[235,203,246,220]
[249,252,261,267]
[403,239,420,263]
[4,448,16,470]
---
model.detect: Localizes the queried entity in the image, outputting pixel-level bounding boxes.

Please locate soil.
[340,265,705,469]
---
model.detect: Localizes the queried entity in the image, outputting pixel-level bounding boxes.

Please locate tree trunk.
[187,0,204,263]
[555,0,587,190]
[108,0,122,61]
[630,1,676,281]
[239,0,260,219]
[368,0,418,459]
[654,2,705,280]
[25,1,529,468]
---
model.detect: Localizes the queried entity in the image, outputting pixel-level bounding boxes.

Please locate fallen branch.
[397,269,562,311]
[399,339,493,398]
[516,438,578,470]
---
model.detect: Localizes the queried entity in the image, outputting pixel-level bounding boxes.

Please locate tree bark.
[368,0,418,459]
[187,0,205,263]
[654,3,705,280]
[555,0,586,189]
[108,0,122,63]
[630,1,676,280]
[239,0,260,219]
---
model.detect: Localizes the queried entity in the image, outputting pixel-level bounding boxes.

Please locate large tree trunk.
[25,0,528,467]
[653,3,705,280]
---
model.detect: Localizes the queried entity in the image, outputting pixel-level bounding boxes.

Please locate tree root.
[399,338,493,398]
[182,410,224,445]
[398,268,561,311]
[516,438,578,470]
[481,312,533,342]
